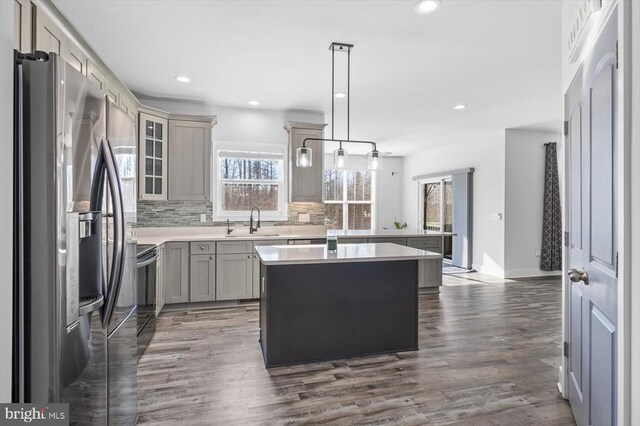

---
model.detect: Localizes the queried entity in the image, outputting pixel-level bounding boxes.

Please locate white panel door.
[566,9,618,426]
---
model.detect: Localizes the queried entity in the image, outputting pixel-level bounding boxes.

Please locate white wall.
[0,0,13,402]
[139,98,323,145]
[375,157,403,229]
[504,129,563,278]
[403,130,506,276]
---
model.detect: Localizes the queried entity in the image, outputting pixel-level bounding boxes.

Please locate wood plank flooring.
[137,274,575,425]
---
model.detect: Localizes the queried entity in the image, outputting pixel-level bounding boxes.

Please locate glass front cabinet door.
[139,112,168,200]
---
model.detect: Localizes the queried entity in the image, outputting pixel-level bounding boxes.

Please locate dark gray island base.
[259,260,418,368]
[256,242,429,367]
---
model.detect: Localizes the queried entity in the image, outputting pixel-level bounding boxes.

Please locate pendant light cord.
[331,45,335,140]
[347,48,350,141]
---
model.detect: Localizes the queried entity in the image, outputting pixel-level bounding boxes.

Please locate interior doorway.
[415,168,473,270]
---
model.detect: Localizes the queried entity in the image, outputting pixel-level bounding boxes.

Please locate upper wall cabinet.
[21,0,140,125]
[168,117,215,201]
[285,121,327,203]
[14,0,32,52]
[34,7,87,76]
[87,60,106,91]
[139,112,169,201]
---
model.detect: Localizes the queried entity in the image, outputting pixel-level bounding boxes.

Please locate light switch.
[200,214,207,223]
[298,213,310,223]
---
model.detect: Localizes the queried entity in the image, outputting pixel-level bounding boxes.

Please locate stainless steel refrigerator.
[13,51,137,425]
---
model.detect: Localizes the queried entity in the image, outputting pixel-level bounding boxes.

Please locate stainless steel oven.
[136,244,158,359]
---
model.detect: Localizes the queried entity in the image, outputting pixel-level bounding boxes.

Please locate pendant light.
[367,149,382,171]
[334,144,347,169]
[295,42,385,171]
[296,146,312,167]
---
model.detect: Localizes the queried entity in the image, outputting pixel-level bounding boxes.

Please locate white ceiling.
[54,0,562,156]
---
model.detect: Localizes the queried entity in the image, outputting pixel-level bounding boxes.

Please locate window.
[422,179,452,232]
[214,144,288,220]
[324,168,375,230]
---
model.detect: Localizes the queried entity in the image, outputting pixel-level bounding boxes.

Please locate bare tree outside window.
[325,168,374,230]
[219,153,283,213]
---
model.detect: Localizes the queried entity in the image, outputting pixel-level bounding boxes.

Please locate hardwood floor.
[137,275,575,425]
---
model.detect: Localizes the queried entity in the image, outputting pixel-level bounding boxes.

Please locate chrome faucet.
[226,219,233,235]
[250,207,261,234]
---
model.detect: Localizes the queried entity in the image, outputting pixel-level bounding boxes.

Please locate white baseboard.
[472,263,505,278]
[504,268,563,279]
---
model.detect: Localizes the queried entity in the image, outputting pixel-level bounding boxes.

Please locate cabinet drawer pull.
[200,245,206,250]
[210,256,214,260]
[247,255,251,259]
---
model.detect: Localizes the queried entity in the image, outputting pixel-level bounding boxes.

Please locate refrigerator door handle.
[100,138,126,329]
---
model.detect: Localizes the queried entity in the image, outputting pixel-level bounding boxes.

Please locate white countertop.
[136,226,453,246]
[255,243,442,265]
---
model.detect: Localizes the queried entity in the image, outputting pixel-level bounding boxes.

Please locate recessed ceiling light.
[248,100,260,106]
[174,75,190,83]
[415,0,442,15]
[453,104,468,110]
[334,92,347,99]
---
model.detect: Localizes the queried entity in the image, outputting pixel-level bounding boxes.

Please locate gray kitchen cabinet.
[87,60,106,91]
[406,237,442,251]
[285,121,327,203]
[155,244,165,315]
[168,118,214,201]
[14,0,32,52]
[190,254,216,302]
[34,5,89,76]
[216,254,253,300]
[417,259,442,289]
[105,79,120,104]
[164,242,189,304]
[368,237,407,246]
[190,241,216,255]
[252,254,261,298]
[119,95,137,124]
[217,240,253,255]
[139,111,169,200]
[406,237,443,289]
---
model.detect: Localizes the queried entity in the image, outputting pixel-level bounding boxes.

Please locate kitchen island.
[255,243,441,368]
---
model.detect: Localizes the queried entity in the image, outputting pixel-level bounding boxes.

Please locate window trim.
[324,167,376,231]
[212,141,289,221]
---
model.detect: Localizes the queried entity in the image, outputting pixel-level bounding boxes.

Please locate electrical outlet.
[200,214,207,223]
[298,213,310,223]
[535,249,541,257]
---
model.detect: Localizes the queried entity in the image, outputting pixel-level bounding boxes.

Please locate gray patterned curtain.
[541,142,562,271]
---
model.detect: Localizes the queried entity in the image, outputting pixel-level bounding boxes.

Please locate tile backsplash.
[137,200,326,227]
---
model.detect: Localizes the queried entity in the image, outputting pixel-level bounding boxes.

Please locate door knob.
[568,268,589,285]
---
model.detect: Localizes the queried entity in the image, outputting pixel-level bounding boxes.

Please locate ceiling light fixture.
[174,75,190,83]
[453,104,468,110]
[248,100,260,106]
[414,0,442,14]
[296,42,382,171]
